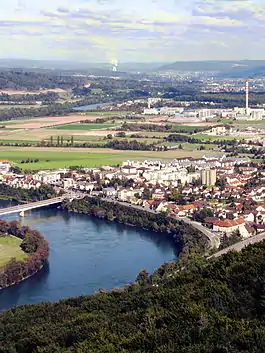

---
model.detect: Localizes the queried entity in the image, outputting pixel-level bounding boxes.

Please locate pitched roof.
[214,218,245,228]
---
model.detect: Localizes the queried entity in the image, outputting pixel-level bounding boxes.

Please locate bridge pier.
[19,210,25,217]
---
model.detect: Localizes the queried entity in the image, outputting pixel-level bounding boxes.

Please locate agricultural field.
[193,133,240,141]
[54,123,118,131]
[0,236,27,267]
[0,146,211,170]
[0,115,102,129]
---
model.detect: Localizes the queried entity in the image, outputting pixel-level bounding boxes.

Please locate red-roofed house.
[213,218,248,236]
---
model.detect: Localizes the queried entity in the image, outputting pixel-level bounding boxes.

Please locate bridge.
[0,196,65,217]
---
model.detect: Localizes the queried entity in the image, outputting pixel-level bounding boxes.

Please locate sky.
[0,0,265,63]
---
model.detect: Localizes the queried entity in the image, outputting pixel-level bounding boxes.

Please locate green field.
[0,236,27,267]
[193,133,240,141]
[54,124,117,131]
[0,146,210,170]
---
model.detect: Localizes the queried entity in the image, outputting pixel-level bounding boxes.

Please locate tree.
[142,187,152,200]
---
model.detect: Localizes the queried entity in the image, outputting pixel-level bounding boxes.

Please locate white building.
[0,160,11,174]
[143,108,159,115]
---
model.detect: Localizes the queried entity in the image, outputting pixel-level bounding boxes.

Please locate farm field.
[0,236,27,267]
[54,123,118,131]
[0,115,102,129]
[0,146,211,170]
[193,133,240,141]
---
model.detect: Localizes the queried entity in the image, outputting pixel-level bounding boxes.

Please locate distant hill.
[0,59,168,74]
[158,60,265,77]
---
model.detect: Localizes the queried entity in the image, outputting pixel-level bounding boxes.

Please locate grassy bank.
[0,236,27,267]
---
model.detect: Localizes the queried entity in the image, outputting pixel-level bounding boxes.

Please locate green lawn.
[0,236,27,267]
[54,124,118,131]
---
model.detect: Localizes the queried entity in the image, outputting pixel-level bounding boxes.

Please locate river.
[0,202,178,310]
[73,102,113,112]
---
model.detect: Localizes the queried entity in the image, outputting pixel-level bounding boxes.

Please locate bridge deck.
[0,197,65,216]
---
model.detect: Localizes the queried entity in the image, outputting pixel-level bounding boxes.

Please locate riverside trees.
[0,220,49,289]
[2,241,265,352]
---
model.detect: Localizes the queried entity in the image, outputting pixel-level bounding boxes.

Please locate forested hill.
[2,242,265,352]
[0,70,87,91]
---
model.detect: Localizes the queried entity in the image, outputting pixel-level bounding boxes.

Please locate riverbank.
[0,220,49,290]
[62,196,209,255]
[0,195,27,203]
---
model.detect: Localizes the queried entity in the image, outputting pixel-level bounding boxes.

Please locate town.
[1,150,264,250]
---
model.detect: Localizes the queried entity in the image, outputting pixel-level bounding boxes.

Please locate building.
[198,109,214,121]
[159,107,184,115]
[206,126,226,136]
[250,109,265,120]
[143,108,159,115]
[0,160,11,174]
[201,168,217,186]
[212,218,248,237]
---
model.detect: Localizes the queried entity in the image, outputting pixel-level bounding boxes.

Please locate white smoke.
[111,58,118,72]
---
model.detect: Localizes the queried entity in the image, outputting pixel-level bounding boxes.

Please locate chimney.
[246,80,249,111]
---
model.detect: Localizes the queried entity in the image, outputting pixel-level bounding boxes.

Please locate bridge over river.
[0,196,65,217]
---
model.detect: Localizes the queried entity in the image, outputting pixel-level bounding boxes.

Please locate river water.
[0,202,177,310]
[73,102,112,111]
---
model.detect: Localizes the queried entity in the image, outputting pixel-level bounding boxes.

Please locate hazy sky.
[1,0,265,62]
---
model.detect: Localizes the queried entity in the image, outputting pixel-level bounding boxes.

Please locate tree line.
[62,196,208,255]
[119,122,210,134]
[0,70,87,91]
[2,237,265,351]
[0,220,49,289]
[0,184,57,202]
[0,102,74,121]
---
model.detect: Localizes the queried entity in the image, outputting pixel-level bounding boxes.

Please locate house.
[122,166,137,175]
[212,218,249,237]
[102,187,117,198]
[0,160,11,174]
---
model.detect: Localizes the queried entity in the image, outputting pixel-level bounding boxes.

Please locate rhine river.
[0,201,178,310]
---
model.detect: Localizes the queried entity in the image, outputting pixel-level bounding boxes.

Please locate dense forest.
[0,71,87,91]
[0,220,49,289]
[0,184,57,202]
[0,102,74,121]
[2,240,265,352]
[62,197,208,254]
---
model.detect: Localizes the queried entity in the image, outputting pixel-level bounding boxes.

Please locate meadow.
[0,236,27,267]
[54,123,118,131]
[0,147,209,170]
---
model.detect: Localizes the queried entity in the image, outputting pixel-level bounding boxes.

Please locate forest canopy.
[1,241,265,352]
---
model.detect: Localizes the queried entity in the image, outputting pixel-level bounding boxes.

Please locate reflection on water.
[0,202,178,311]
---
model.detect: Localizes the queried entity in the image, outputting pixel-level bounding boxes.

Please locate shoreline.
[0,264,45,291]
[0,220,49,291]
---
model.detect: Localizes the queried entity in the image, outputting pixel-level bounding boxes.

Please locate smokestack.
[148,98,151,109]
[246,80,249,112]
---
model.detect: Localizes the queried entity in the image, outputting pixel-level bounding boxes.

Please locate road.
[208,231,265,259]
